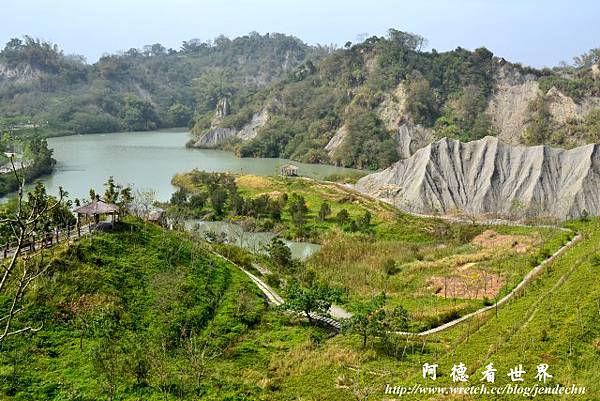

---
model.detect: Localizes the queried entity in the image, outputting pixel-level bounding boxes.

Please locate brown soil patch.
[427,265,505,300]
[472,230,532,253]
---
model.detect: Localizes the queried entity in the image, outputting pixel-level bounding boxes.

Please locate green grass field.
[0,177,595,400]
[179,173,571,331]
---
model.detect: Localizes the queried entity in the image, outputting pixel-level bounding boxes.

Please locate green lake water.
[40,129,359,201]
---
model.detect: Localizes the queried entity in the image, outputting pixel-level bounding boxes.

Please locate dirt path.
[208,215,581,336]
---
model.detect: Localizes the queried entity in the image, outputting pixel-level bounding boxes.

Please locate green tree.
[103,176,121,203]
[336,208,350,226]
[121,95,159,131]
[342,294,409,347]
[167,103,193,127]
[283,281,338,325]
[268,199,283,221]
[170,187,189,206]
[343,294,386,347]
[318,201,331,222]
[288,194,308,227]
[357,210,372,231]
[209,187,228,217]
[266,237,293,270]
[522,96,552,145]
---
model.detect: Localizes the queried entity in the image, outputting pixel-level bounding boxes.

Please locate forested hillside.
[190,30,600,169]
[0,34,325,136]
[2,31,600,170]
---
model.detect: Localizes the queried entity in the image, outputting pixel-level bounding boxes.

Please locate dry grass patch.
[308,234,417,296]
[410,302,474,322]
[269,341,373,378]
[235,175,273,190]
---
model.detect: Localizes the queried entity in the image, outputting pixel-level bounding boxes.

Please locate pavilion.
[280,164,299,177]
[74,199,120,225]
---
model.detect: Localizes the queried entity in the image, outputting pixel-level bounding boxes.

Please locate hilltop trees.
[203,30,510,169]
[0,33,320,136]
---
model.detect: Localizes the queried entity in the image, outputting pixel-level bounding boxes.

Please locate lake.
[185,220,321,260]
[40,129,358,202]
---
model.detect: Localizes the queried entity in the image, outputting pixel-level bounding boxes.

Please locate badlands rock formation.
[356,136,600,220]
[192,109,269,148]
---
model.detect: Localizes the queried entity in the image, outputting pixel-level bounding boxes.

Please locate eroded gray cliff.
[355,136,600,220]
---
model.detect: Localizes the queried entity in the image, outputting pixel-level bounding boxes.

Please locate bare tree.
[0,156,64,343]
[133,188,156,218]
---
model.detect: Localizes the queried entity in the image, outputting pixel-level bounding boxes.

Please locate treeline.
[194,29,600,169]
[190,30,506,168]
[0,33,325,135]
[0,136,55,196]
[169,171,373,239]
[192,29,511,169]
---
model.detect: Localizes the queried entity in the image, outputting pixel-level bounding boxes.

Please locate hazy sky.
[1,0,599,68]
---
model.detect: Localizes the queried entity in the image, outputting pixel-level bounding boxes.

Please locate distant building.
[147,208,167,227]
[280,164,299,177]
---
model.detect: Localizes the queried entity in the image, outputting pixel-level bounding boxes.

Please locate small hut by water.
[74,199,119,225]
[280,164,299,177]
[147,208,167,227]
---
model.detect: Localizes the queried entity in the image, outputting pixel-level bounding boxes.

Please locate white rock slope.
[355,136,600,220]
[193,109,269,148]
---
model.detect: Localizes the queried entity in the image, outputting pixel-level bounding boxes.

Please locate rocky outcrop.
[392,122,434,159]
[377,83,434,158]
[0,63,41,84]
[237,109,269,141]
[215,98,231,119]
[325,125,348,157]
[356,136,600,220]
[192,108,269,148]
[378,83,408,131]
[485,65,539,144]
[545,87,600,125]
[193,127,238,148]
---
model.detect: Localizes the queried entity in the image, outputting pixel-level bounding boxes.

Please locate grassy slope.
[0,218,267,400]
[196,174,570,330]
[0,214,597,400]
[201,218,600,401]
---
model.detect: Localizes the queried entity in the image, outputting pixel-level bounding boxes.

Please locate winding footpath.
[214,230,581,335]
[212,180,584,336]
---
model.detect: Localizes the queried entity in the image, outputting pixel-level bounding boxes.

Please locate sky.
[1,0,599,68]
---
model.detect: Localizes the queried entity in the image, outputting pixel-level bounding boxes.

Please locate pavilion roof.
[74,200,119,215]
[280,164,298,170]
